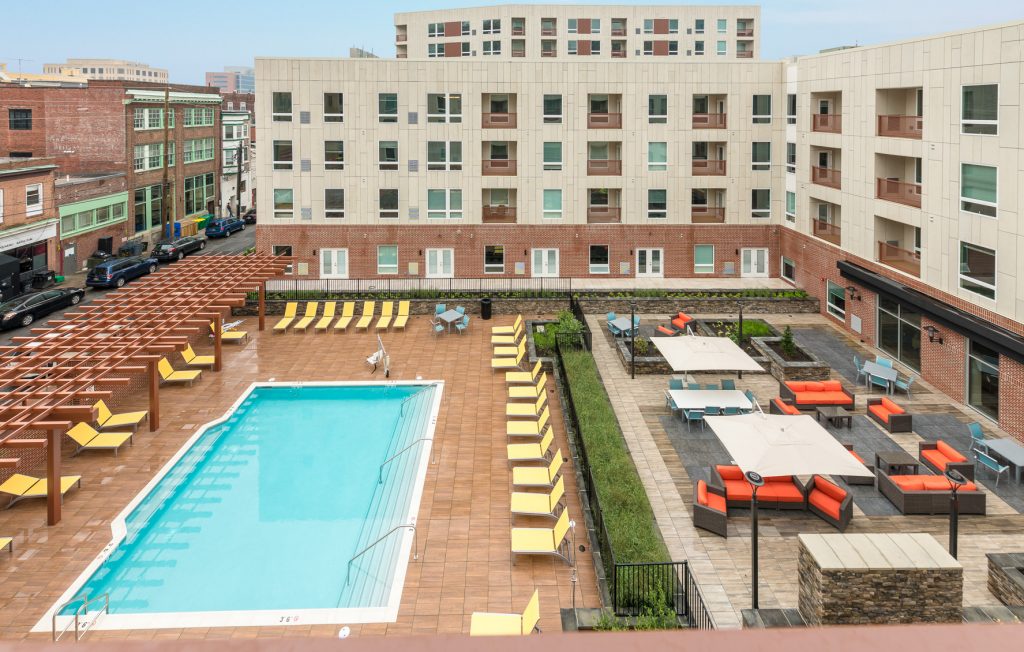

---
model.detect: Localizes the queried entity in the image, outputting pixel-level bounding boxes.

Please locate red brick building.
[54,172,128,273]
[0,157,59,284]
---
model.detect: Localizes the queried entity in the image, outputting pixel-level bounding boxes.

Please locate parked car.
[0,287,86,329]
[242,208,257,224]
[206,216,246,238]
[153,236,206,262]
[86,256,158,289]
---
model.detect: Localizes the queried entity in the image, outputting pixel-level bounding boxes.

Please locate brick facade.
[0,158,59,271]
[54,172,130,273]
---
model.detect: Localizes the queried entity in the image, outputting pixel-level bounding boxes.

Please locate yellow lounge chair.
[94,399,147,431]
[493,335,525,358]
[1,473,81,509]
[210,321,247,343]
[273,302,299,332]
[376,301,394,331]
[333,302,356,331]
[507,408,550,439]
[355,301,375,331]
[314,302,337,332]
[509,373,547,400]
[511,477,565,520]
[293,302,319,332]
[158,358,201,386]
[492,314,523,336]
[181,343,215,368]
[492,346,525,371]
[507,429,554,466]
[511,509,572,565]
[0,537,11,555]
[491,324,524,346]
[512,450,563,488]
[507,394,547,418]
[392,301,410,330]
[67,422,133,456]
[469,590,540,637]
[506,360,543,385]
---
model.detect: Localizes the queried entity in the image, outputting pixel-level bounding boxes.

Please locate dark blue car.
[205,216,246,238]
[86,256,159,289]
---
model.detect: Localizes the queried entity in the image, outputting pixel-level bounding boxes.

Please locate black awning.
[838,260,1024,364]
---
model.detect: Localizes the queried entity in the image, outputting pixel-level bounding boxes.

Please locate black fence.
[253,276,574,300]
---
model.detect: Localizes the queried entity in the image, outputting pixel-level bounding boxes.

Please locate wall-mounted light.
[418,250,423,256]
[523,250,528,256]
[924,325,943,344]
[845,285,861,301]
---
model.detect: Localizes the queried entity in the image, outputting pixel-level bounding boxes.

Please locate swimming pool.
[37,381,442,631]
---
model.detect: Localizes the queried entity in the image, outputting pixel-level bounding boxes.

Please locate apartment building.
[206,66,256,93]
[42,58,168,83]
[395,5,759,60]
[0,157,59,279]
[55,172,128,273]
[221,109,254,215]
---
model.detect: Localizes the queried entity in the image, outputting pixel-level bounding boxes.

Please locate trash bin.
[480,297,492,320]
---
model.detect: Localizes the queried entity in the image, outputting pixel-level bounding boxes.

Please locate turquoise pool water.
[64,384,437,616]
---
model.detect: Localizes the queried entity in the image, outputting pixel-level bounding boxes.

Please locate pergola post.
[47,427,62,526]
[213,312,223,372]
[258,282,266,331]
[148,358,160,432]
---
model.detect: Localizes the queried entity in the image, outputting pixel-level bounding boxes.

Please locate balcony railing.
[541,27,557,36]
[611,49,626,58]
[587,206,622,223]
[692,113,727,129]
[396,34,407,42]
[541,48,557,57]
[812,113,842,133]
[512,26,525,36]
[587,159,622,175]
[611,27,627,36]
[877,241,921,277]
[736,50,753,58]
[811,166,841,190]
[877,115,923,139]
[482,112,517,128]
[482,206,517,224]
[812,218,841,245]
[876,178,922,208]
[397,53,407,59]
[692,159,726,176]
[691,206,725,223]
[737,28,754,37]
[482,159,517,176]
[512,49,525,58]
[588,112,622,129]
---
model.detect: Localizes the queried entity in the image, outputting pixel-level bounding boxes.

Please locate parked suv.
[86,256,158,289]
[153,236,206,262]
[205,216,245,238]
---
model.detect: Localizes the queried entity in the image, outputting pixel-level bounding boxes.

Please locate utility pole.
[161,84,170,239]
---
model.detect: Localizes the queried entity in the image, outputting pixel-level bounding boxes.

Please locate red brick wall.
[999,358,1024,440]
[920,317,966,405]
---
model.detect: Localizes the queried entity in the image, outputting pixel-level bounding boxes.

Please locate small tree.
[780,325,796,357]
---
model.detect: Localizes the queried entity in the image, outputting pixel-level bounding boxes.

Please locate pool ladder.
[345,523,417,585]
[52,592,109,642]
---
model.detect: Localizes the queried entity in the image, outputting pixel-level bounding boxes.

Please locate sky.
[2,0,1022,84]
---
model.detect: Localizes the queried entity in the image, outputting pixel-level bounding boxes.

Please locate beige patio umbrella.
[651,336,764,373]
[704,413,873,478]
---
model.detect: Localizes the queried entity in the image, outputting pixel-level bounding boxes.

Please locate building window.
[25,184,43,217]
[378,141,398,170]
[484,245,505,274]
[695,18,705,33]
[787,94,797,124]
[751,189,770,218]
[543,142,562,170]
[272,245,293,274]
[377,245,399,275]
[427,22,443,37]
[825,281,846,320]
[786,142,796,173]
[183,107,215,127]
[378,93,398,122]
[781,257,796,283]
[752,142,771,171]
[379,189,399,219]
[427,189,462,219]
[482,18,501,34]
[752,94,771,124]
[324,189,345,218]
[589,245,610,274]
[590,41,602,55]
[482,40,501,55]
[717,18,727,33]
[273,189,294,218]
[183,138,215,164]
[272,92,292,121]
[960,163,997,217]
[967,340,999,420]
[427,141,462,170]
[568,40,578,55]
[273,141,293,170]
[694,40,704,55]
[961,84,997,135]
[716,40,726,56]
[877,297,921,371]
[543,95,562,123]
[132,107,169,130]
[184,173,215,216]
[323,93,344,122]
[785,191,796,222]
[694,245,714,274]
[648,95,667,124]
[427,93,462,123]
[320,248,348,278]
[320,141,343,170]
[647,189,667,219]
[543,189,562,219]
[959,242,996,299]
[8,109,32,130]
[648,142,667,171]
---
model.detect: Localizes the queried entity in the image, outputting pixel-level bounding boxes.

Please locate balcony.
[811,166,841,190]
[512,26,525,36]
[482,206,517,224]
[691,206,725,223]
[483,159,517,176]
[692,159,726,176]
[611,26,627,36]
[587,206,621,224]
[812,219,841,246]
[588,112,622,129]
[877,241,921,277]
[541,47,556,57]
[737,28,754,37]
[482,112,517,128]
[812,114,842,133]
[878,115,922,139]
[611,46,626,58]
[587,159,622,175]
[736,50,753,58]
[396,34,407,42]
[693,113,727,129]
[876,178,921,208]
[541,26,556,36]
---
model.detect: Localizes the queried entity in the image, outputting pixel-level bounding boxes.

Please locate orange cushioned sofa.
[769,397,801,415]
[671,312,694,332]
[778,380,855,410]
[710,465,805,510]
[919,440,975,480]
[877,471,986,515]
[693,480,728,537]
[866,397,913,433]
[804,475,853,530]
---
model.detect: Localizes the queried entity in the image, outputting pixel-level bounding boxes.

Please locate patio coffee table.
[816,406,852,428]
[609,317,633,336]
[875,449,919,487]
[438,309,463,332]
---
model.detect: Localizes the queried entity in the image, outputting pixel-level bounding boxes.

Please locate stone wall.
[987,553,1024,607]
[752,337,831,382]
[614,338,674,375]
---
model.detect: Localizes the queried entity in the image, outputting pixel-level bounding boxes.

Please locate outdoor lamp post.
[630,298,638,379]
[746,470,765,609]
[944,469,967,558]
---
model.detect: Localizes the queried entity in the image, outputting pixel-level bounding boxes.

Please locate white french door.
[320,248,349,278]
[426,248,454,278]
[531,248,559,277]
[741,248,768,278]
[636,248,664,278]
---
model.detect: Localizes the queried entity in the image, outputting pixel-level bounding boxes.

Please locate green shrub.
[593,610,627,632]
[533,309,583,355]
[633,337,650,356]
[780,325,796,357]
[725,319,775,344]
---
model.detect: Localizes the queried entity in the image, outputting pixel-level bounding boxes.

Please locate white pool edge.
[32,380,443,633]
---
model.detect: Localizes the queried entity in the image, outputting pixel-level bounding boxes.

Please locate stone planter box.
[752,336,830,382]
[525,320,557,372]
[987,553,1024,606]
[614,336,673,374]
[580,295,819,317]
[694,319,777,368]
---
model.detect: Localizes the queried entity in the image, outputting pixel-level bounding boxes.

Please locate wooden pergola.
[0,255,289,525]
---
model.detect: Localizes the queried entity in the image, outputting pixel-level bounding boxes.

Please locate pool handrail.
[52,592,108,642]
[346,523,417,585]
[378,437,432,483]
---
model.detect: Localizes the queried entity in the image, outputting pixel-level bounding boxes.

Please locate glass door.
[740,248,768,277]
[531,248,559,277]
[320,248,349,278]
[636,248,663,277]
[426,248,454,278]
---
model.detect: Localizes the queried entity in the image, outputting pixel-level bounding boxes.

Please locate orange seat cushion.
[880,397,904,414]
[809,490,841,520]
[813,476,847,502]
[697,480,727,512]
[657,325,676,336]
[821,380,843,391]
[759,482,805,502]
[804,381,825,392]
[921,448,950,471]
[890,475,925,491]
[716,465,744,481]
[723,480,753,502]
[920,476,978,492]
[868,404,891,422]
[786,381,807,392]
[936,441,966,462]
[676,312,693,324]
[795,391,852,405]
[773,398,801,415]
[671,317,690,330]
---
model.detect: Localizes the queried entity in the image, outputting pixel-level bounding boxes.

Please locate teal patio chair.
[894,374,915,397]
[683,408,704,432]
[669,378,684,390]
[456,315,470,334]
[721,379,736,391]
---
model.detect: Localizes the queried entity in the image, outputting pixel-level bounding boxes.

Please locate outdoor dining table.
[668,389,752,412]
[438,309,463,333]
[984,439,1024,483]
[609,316,633,336]
[862,360,898,394]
